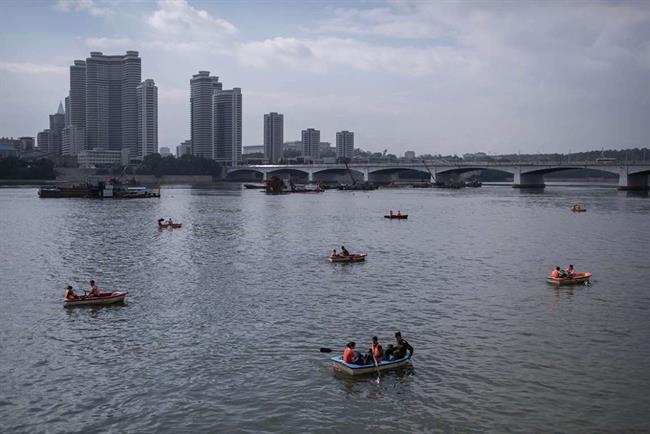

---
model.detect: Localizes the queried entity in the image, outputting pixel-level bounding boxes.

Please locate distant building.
[176,140,191,158]
[48,102,65,155]
[1,137,34,153]
[159,146,171,157]
[190,71,222,159]
[136,79,158,159]
[213,87,242,166]
[336,131,354,160]
[0,144,19,158]
[301,128,320,161]
[37,130,51,151]
[19,137,35,152]
[68,60,86,129]
[243,145,264,155]
[85,51,141,157]
[404,150,416,160]
[78,148,129,167]
[283,141,302,152]
[62,126,86,156]
[264,112,284,163]
[319,142,333,155]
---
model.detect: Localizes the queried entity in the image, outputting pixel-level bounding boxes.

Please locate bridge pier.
[308,170,314,183]
[618,172,649,190]
[362,168,369,182]
[513,170,545,188]
[262,171,268,181]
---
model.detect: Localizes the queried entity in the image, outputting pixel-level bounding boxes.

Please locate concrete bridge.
[226,161,650,190]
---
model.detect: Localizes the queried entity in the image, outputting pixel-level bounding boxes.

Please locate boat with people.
[384,214,408,219]
[63,291,128,307]
[331,352,411,376]
[328,253,366,263]
[570,203,587,212]
[157,218,182,229]
[547,272,592,285]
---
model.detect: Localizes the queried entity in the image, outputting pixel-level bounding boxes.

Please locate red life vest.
[551,270,560,278]
[371,343,383,361]
[343,347,354,363]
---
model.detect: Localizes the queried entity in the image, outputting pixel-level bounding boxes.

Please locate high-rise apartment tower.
[190,71,221,159]
[264,112,284,163]
[213,88,242,166]
[136,79,158,159]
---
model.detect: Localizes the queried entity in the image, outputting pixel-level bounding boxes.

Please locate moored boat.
[384,214,408,219]
[331,353,411,376]
[64,291,127,307]
[328,253,366,263]
[546,272,592,285]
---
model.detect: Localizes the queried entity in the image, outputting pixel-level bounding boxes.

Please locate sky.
[0,0,648,156]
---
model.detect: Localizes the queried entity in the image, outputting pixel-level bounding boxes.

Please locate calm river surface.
[1,185,649,433]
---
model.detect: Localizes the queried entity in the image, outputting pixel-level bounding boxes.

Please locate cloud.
[147,0,237,38]
[53,0,113,17]
[0,62,67,75]
[236,37,470,76]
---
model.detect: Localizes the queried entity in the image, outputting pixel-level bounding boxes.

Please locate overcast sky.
[0,0,648,155]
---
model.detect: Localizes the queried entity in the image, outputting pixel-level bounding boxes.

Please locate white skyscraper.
[213,87,242,166]
[190,71,221,159]
[301,128,320,161]
[264,112,284,163]
[136,79,158,159]
[336,130,354,161]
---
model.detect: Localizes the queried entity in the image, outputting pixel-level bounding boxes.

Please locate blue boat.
[331,352,411,376]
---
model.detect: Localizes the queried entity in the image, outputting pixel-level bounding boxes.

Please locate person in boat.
[342,341,368,365]
[389,210,394,217]
[331,249,338,258]
[565,264,575,278]
[157,218,165,227]
[384,344,395,361]
[368,336,383,363]
[397,210,402,217]
[551,266,568,278]
[87,280,102,297]
[340,246,350,256]
[64,285,79,300]
[393,331,414,359]
[167,217,173,225]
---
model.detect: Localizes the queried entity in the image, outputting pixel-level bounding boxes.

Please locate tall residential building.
[190,71,221,159]
[37,130,51,151]
[336,130,354,160]
[85,51,141,156]
[136,79,158,159]
[213,87,242,166]
[263,112,284,163]
[68,60,86,129]
[301,128,320,160]
[176,140,191,157]
[62,126,86,156]
[48,102,65,155]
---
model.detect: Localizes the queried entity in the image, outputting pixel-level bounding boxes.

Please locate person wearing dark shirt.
[340,246,350,256]
[393,331,414,359]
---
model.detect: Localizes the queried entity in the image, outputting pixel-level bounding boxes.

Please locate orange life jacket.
[551,270,559,278]
[343,347,354,363]
[371,343,383,360]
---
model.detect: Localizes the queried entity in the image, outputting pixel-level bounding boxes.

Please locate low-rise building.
[78,148,129,168]
[0,144,18,158]
[176,140,191,158]
[159,146,171,157]
[404,151,416,160]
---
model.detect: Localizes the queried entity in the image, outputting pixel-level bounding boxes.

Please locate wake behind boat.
[64,291,127,307]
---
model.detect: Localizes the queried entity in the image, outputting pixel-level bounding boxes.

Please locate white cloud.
[53,0,113,17]
[0,62,67,75]
[85,37,133,49]
[236,37,471,77]
[147,0,237,38]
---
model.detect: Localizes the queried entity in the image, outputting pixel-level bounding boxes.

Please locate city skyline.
[0,1,648,155]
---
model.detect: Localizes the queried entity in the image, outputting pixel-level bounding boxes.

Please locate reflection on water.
[0,184,649,432]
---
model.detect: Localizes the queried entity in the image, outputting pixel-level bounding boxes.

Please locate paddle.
[371,354,381,384]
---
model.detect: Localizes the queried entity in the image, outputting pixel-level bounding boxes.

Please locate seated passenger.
[340,246,350,256]
[64,285,78,300]
[565,264,575,278]
[331,249,338,257]
[87,280,102,297]
[157,218,165,227]
[368,336,383,363]
[397,210,401,217]
[393,331,414,359]
[389,210,393,217]
[343,342,361,364]
[384,344,395,360]
[551,267,561,278]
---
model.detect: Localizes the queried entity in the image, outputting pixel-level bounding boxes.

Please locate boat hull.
[547,272,592,285]
[384,215,408,219]
[328,253,366,263]
[331,354,411,376]
[64,291,127,307]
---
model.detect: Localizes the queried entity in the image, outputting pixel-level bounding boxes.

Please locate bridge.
[226,161,650,190]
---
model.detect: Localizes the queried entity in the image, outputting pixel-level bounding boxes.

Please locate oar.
[372,354,381,384]
[320,347,333,353]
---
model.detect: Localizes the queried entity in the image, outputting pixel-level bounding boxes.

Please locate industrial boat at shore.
[38,180,160,199]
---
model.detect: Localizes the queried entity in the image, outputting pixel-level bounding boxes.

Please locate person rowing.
[368,336,383,363]
[550,266,567,278]
[340,246,350,256]
[157,218,166,227]
[565,264,576,278]
[393,331,414,359]
[64,285,79,300]
[87,280,102,297]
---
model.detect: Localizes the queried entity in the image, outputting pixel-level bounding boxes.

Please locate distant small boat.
[64,291,127,307]
[158,221,182,229]
[570,204,587,212]
[384,214,408,219]
[244,184,266,189]
[547,272,592,285]
[331,353,411,376]
[328,253,366,263]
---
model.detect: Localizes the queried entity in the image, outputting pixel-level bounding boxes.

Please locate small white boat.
[63,291,127,307]
[331,353,411,376]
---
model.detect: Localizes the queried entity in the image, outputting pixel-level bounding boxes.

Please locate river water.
[1,185,649,433]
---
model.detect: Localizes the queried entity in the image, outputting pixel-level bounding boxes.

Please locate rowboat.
[63,291,128,307]
[546,272,592,285]
[328,253,366,263]
[384,215,408,219]
[331,353,411,376]
[158,223,182,229]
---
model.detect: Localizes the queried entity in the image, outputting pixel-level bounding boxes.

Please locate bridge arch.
[312,168,364,183]
[226,168,265,181]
